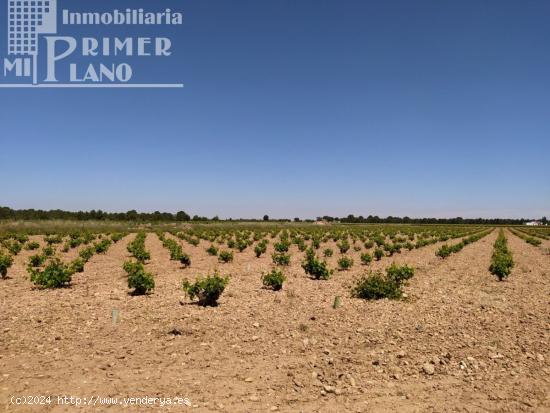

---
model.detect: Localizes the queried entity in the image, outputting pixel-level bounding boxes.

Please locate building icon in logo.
[7,0,57,83]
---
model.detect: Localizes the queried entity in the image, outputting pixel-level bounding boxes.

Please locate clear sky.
[1,0,549,219]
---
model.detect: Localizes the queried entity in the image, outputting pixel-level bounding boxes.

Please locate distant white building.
[525,221,542,226]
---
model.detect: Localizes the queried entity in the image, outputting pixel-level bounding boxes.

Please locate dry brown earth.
[1,230,549,412]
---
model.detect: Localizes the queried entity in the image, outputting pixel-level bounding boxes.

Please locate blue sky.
[0,0,549,219]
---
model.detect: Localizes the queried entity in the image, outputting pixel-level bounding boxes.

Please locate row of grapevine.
[61,232,124,252]
[509,228,542,246]
[0,233,24,278]
[124,232,154,295]
[489,230,514,280]
[25,235,117,288]
[436,229,493,258]
[0,230,125,281]
[515,227,550,240]
[0,251,14,279]
[157,232,191,267]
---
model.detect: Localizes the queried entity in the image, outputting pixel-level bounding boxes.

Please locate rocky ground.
[1,229,549,412]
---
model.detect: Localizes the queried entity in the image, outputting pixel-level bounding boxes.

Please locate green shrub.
[386,263,415,285]
[360,252,373,265]
[188,237,200,247]
[374,236,386,247]
[261,269,285,291]
[302,249,332,280]
[81,233,95,244]
[79,246,95,262]
[182,273,229,306]
[351,271,402,300]
[25,241,40,251]
[28,254,45,268]
[44,235,63,245]
[272,252,291,266]
[235,239,248,252]
[490,252,513,280]
[179,252,191,267]
[43,245,55,257]
[206,245,218,256]
[94,239,112,254]
[0,253,14,278]
[69,258,85,273]
[274,241,290,253]
[450,242,465,253]
[374,248,384,261]
[436,245,452,258]
[111,233,125,243]
[29,258,72,288]
[364,240,374,249]
[168,245,183,261]
[132,246,150,261]
[128,270,155,295]
[489,230,514,281]
[124,260,155,295]
[312,238,321,249]
[14,234,28,243]
[68,238,82,248]
[123,260,142,275]
[384,243,401,256]
[4,241,22,256]
[218,250,234,263]
[337,239,350,254]
[254,242,267,258]
[323,248,333,257]
[337,255,354,270]
[415,239,428,248]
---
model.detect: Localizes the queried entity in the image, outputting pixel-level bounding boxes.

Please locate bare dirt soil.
[1,230,549,412]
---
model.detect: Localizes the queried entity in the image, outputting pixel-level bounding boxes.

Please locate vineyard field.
[0,223,549,412]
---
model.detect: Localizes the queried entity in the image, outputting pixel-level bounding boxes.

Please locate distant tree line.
[0,206,297,223]
[0,206,544,225]
[0,206,197,222]
[319,214,546,225]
